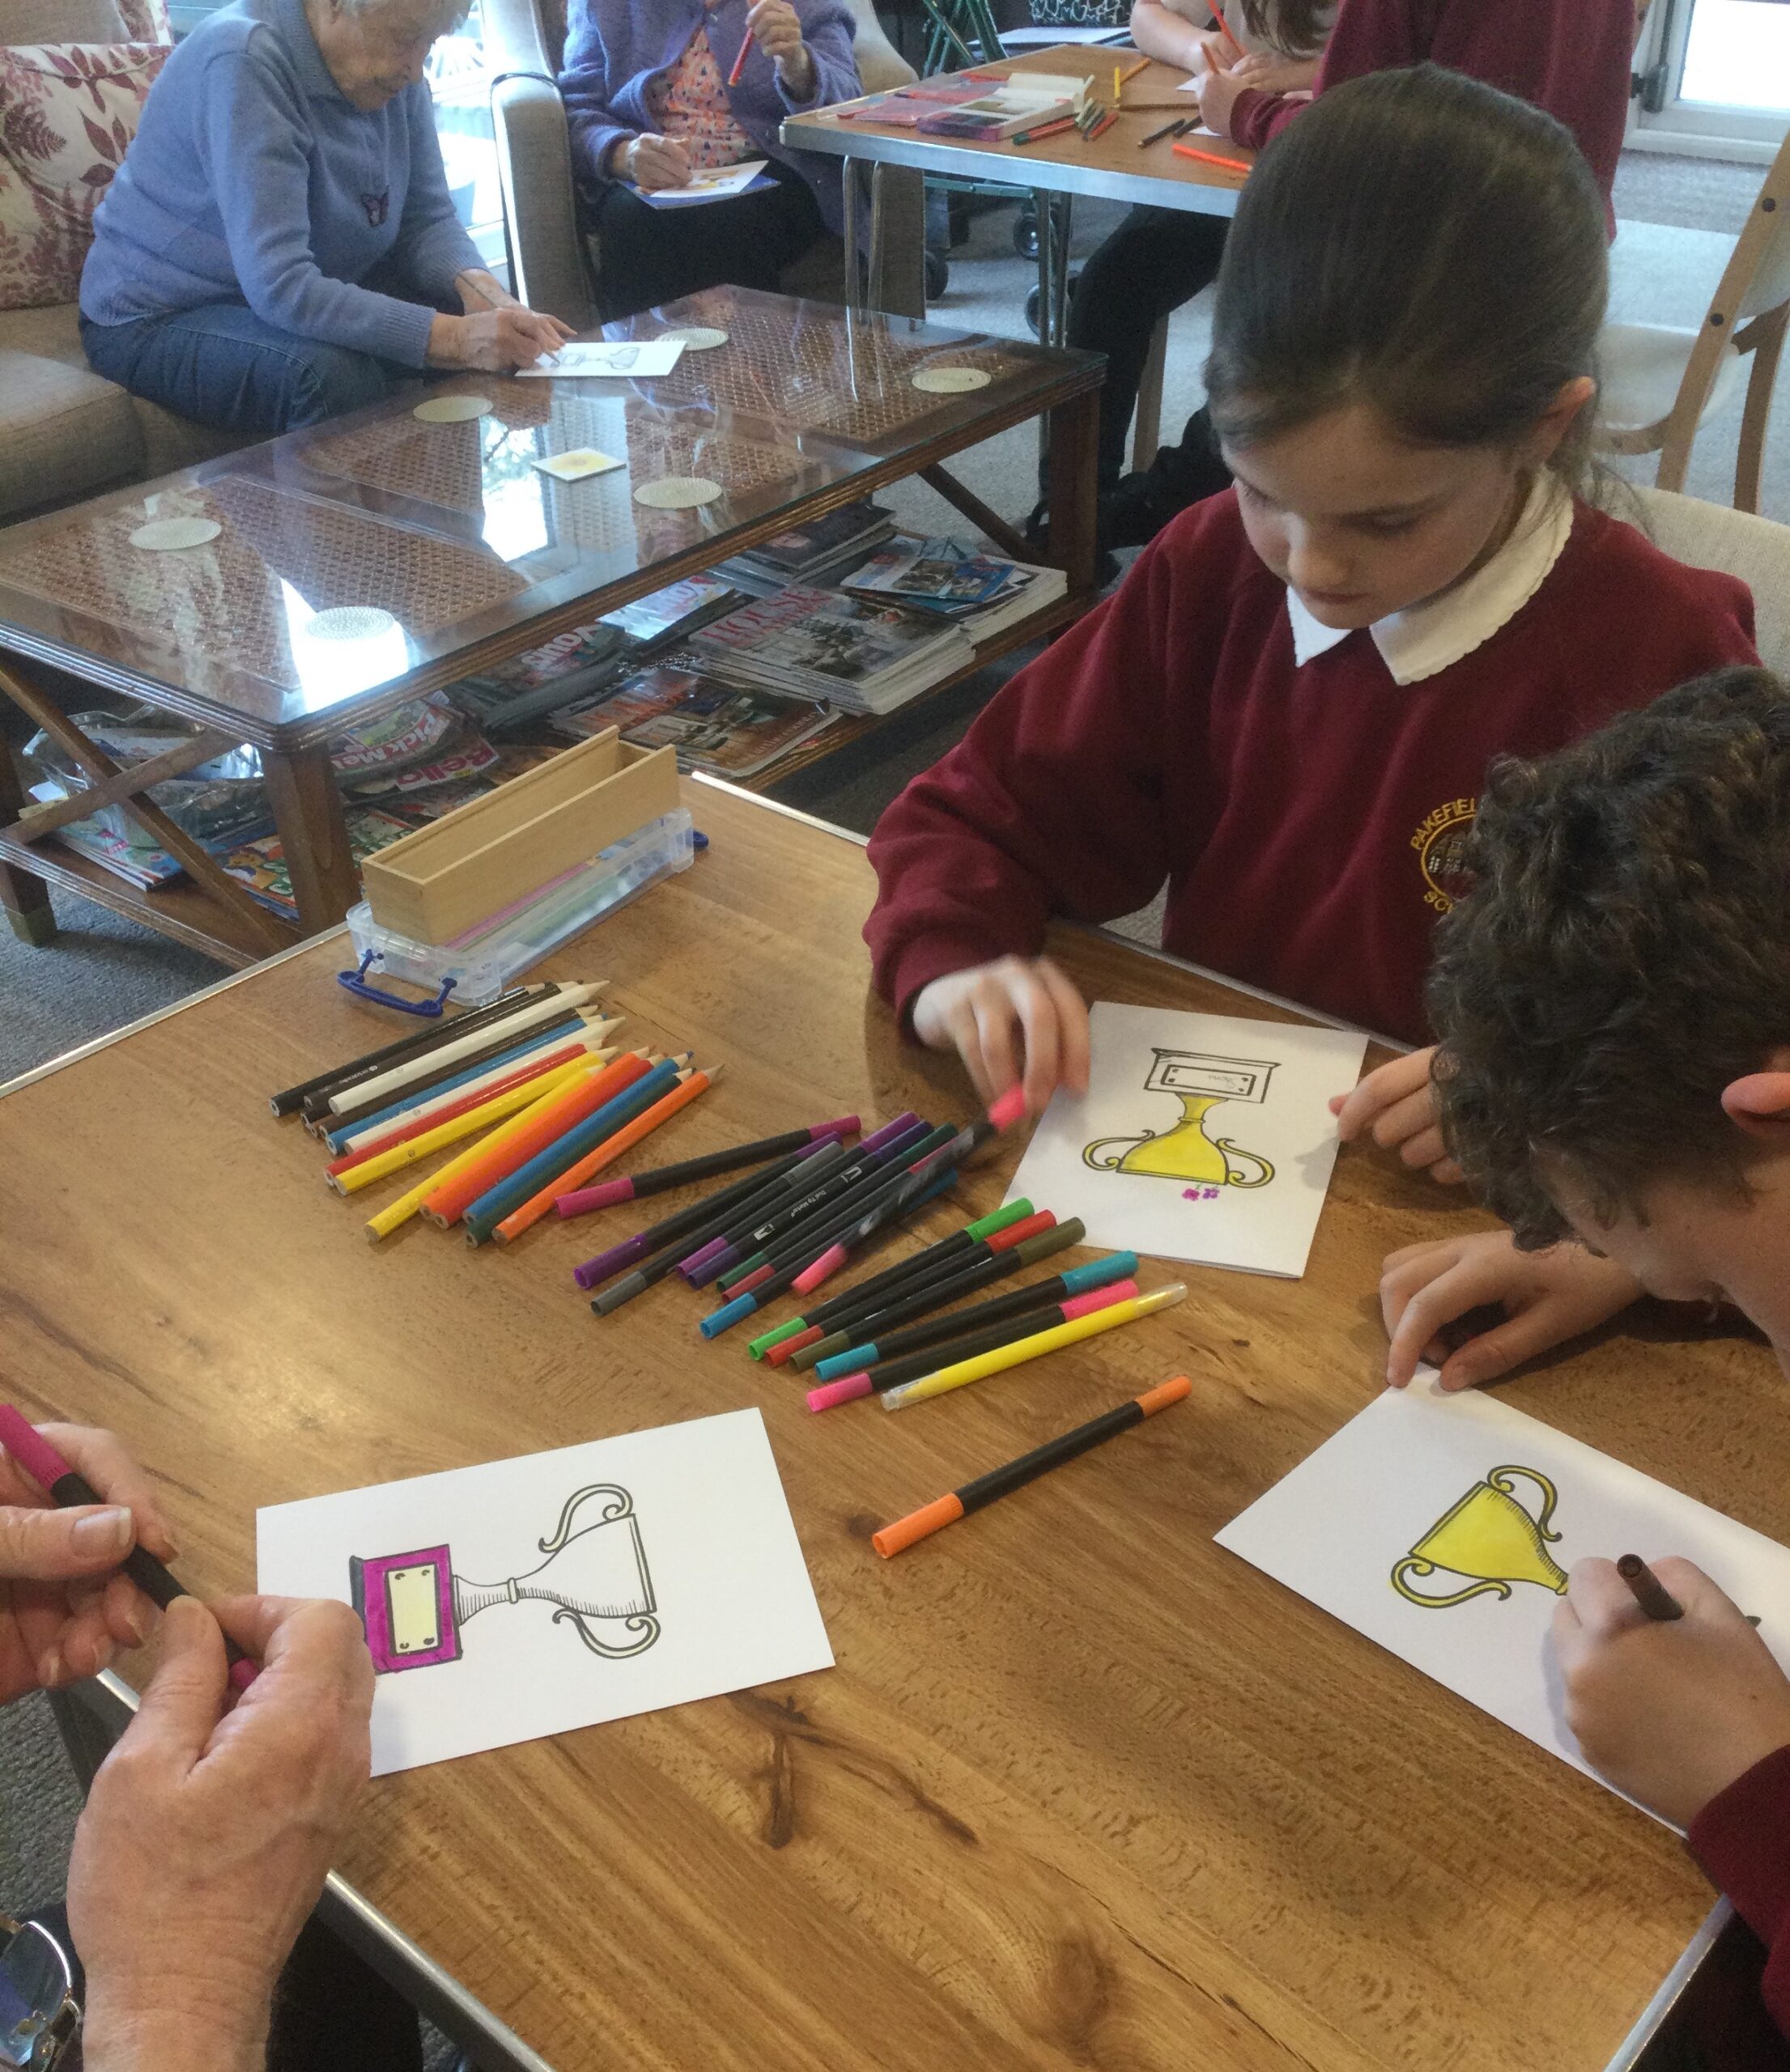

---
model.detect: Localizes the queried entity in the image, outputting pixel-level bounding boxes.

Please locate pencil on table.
[493,1065,725,1243]
[1172,140,1252,173]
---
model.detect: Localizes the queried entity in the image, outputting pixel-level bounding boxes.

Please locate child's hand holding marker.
[1332,1046,1462,1183]
[911,954,1091,1118]
[0,1418,176,1697]
[1554,1556,1790,1830]
[1379,1231,1643,1391]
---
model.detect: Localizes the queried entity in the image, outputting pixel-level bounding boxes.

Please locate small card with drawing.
[257,1408,833,1776]
[1003,1002,1367,1276]
[532,448,624,482]
[1215,1376,1790,1820]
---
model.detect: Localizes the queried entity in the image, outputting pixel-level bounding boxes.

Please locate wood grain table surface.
[3,777,1782,2072]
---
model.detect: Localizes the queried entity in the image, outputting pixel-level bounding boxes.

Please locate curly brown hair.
[1426,668,1790,1248]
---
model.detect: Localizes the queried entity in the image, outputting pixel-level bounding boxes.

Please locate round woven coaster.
[633,477,723,509]
[128,517,221,551]
[413,393,494,422]
[912,366,992,394]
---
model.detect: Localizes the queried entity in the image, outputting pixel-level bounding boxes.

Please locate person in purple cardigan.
[559,0,861,317]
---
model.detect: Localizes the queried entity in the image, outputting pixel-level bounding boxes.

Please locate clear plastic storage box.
[342,809,695,1010]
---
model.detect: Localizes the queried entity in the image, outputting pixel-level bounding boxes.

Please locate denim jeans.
[80,301,424,436]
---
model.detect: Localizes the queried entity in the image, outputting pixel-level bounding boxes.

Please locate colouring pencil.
[1119,53,1150,83]
[801,1241,1130,1378]
[880,1283,1189,1409]
[746,1192,1037,1359]
[359,1063,615,1242]
[1211,11,1247,62]
[311,1002,602,1136]
[572,1141,844,1290]
[681,1115,920,1282]
[555,1117,861,1217]
[1011,116,1078,145]
[0,1405,257,1688]
[493,1065,724,1243]
[327,1016,623,1153]
[726,23,752,86]
[871,1376,1192,1556]
[329,1059,597,1196]
[1172,141,1251,173]
[270,984,555,1115]
[328,1036,619,1173]
[1084,106,1119,142]
[461,1057,689,1247]
[808,1282,1139,1412]
[778,1215,1073,1369]
[419,1051,656,1227]
[314,984,607,1119]
[1138,117,1183,146]
[589,1141,853,1311]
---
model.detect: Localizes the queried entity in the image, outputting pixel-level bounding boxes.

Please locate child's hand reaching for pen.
[1380,1230,1643,1390]
[1554,1557,1790,1829]
[912,957,1091,1119]
[1332,1046,1462,1183]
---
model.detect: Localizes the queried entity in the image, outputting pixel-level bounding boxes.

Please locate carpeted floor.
[0,148,1780,2059]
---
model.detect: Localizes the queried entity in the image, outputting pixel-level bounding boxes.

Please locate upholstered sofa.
[0,0,242,526]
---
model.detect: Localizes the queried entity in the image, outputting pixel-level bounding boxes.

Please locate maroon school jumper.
[1692,1746,1790,2039]
[1231,0,1635,225]
[863,491,1757,1046]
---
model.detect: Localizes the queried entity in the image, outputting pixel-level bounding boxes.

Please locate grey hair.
[333,0,472,30]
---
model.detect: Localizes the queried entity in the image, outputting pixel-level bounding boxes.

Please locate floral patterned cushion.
[0,36,169,311]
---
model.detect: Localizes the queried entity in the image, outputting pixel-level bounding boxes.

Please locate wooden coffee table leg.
[1046,385,1100,597]
[0,738,57,945]
[262,741,360,936]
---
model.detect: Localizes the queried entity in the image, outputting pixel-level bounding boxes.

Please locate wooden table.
[786,47,1251,350]
[0,287,1100,968]
[3,777,1779,2072]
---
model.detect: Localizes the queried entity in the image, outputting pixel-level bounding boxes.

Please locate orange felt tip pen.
[727,24,753,87]
[872,1376,1191,1557]
[1172,141,1251,173]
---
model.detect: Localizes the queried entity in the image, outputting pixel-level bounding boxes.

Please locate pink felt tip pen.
[0,1405,257,1692]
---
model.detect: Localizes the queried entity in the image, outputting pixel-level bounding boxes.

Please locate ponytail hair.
[1205,66,1607,494]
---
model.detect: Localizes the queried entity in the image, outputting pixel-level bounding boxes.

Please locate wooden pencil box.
[360,730,681,945]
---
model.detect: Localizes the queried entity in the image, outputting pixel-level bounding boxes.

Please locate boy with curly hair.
[1380,666,1790,2028]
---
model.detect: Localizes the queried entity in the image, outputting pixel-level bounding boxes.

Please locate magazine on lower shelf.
[842,534,1069,641]
[687,585,973,716]
[554,664,839,780]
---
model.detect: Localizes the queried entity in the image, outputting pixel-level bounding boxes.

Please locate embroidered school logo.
[1410,796,1477,914]
[361,189,390,227]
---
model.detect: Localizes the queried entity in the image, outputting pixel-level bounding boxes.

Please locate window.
[1631,0,1790,162]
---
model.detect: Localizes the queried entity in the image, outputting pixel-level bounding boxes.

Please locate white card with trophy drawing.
[257,1409,832,1777]
[1217,1376,1790,1819]
[1002,1003,1367,1276]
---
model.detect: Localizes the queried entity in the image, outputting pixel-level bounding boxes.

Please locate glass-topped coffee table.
[0,286,1102,966]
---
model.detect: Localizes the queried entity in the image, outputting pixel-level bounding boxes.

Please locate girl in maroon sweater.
[864,66,1757,1116]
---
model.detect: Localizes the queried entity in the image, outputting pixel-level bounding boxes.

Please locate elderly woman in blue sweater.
[80,0,575,434]
[561,0,860,317]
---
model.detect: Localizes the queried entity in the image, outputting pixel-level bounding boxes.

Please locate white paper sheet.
[1003,1003,1366,1276]
[257,1409,833,1776]
[519,338,687,379]
[1216,1376,1790,1817]
[631,159,768,206]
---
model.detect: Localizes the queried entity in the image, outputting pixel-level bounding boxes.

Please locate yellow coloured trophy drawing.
[1083,1048,1277,1189]
[1390,1465,1568,1608]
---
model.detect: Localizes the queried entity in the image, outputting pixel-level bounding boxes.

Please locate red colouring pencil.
[1211,12,1246,61]
[1173,140,1250,173]
[1011,115,1078,145]
[1084,107,1119,142]
[727,26,753,86]
[325,1038,607,1176]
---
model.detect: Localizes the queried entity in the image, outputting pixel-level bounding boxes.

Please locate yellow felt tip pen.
[880,1283,1188,1410]
[330,1057,599,1196]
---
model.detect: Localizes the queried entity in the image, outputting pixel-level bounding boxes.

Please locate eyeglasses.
[0,1917,79,2070]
